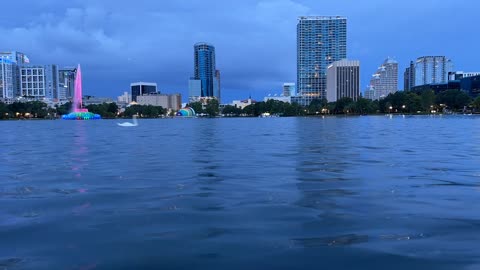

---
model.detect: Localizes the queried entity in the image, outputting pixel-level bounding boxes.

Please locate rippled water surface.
[1,116,480,269]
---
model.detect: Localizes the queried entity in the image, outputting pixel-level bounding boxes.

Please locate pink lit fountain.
[62,64,101,120]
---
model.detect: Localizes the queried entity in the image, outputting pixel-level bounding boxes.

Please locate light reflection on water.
[0,116,480,269]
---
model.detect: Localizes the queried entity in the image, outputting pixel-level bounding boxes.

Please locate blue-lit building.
[296,16,347,106]
[414,56,453,86]
[0,51,29,101]
[193,43,221,102]
[460,75,480,97]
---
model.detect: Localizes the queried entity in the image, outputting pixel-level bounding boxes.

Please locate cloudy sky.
[1,0,478,102]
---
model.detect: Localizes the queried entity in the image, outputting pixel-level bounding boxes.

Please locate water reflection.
[71,122,90,180]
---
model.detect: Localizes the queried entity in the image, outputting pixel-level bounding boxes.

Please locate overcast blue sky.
[1,0,478,102]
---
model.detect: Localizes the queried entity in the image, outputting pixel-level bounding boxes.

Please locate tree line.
[216,89,480,117]
[1,89,479,120]
[0,101,167,119]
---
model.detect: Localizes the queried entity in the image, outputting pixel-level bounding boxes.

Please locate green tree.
[308,98,328,115]
[222,105,242,116]
[335,97,354,114]
[205,99,220,117]
[56,102,72,115]
[188,102,204,114]
[437,89,472,110]
[421,90,436,112]
[472,96,480,111]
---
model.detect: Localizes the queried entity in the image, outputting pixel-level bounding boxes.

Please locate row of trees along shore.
[0,89,479,119]
[0,101,168,119]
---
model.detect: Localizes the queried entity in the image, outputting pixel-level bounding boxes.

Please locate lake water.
[1,116,480,269]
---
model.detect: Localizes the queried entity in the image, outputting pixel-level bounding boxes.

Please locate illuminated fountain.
[62,64,101,120]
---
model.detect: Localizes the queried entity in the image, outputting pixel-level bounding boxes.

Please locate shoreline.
[1,113,478,121]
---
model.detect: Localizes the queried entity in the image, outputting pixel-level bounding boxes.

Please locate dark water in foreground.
[1,116,480,269]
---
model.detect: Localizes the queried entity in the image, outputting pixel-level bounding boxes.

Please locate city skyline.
[1,0,479,102]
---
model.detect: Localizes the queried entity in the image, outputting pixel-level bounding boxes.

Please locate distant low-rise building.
[137,93,181,110]
[83,96,114,105]
[449,71,480,81]
[232,97,256,110]
[364,87,376,100]
[264,95,292,103]
[460,75,480,97]
[282,83,296,97]
[131,82,157,102]
[117,91,132,105]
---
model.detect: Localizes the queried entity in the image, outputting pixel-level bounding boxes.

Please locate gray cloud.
[0,0,478,101]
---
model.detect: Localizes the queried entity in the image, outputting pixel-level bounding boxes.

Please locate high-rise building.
[0,51,29,100]
[0,58,15,100]
[59,67,77,100]
[131,82,157,102]
[192,43,220,101]
[214,70,221,102]
[297,16,347,106]
[364,86,376,100]
[404,61,415,91]
[20,65,59,100]
[414,56,453,86]
[326,60,360,102]
[369,58,398,99]
[188,78,202,102]
[283,83,296,97]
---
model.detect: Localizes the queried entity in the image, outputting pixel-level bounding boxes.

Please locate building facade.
[264,96,292,103]
[404,61,415,91]
[193,43,220,101]
[188,78,202,102]
[364,86,376,100]
[58,67,77,100]
[137,93,182,111]
[117,92,132,105]
[20,65,59,100]
[0,51,29,100]
[448,71,480,81]
[131,82,157,102]
[369,58,398,99]
[460,75,480,97]
[297,16,347,106]
[414,56,453,86]
[283,83,296,97]
[326,60,360,102]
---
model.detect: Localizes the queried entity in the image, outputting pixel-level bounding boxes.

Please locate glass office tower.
[194,43,220,100]
[297,16,347,106]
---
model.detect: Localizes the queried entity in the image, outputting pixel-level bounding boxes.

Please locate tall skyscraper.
[192,43,220,102]
[369,58,398,99]
[414,56,453,86]
[131,82,157,102]
[326,60,360,102]
[297,16,347,106]
[404,61,415,91]
[0,51,29,100]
